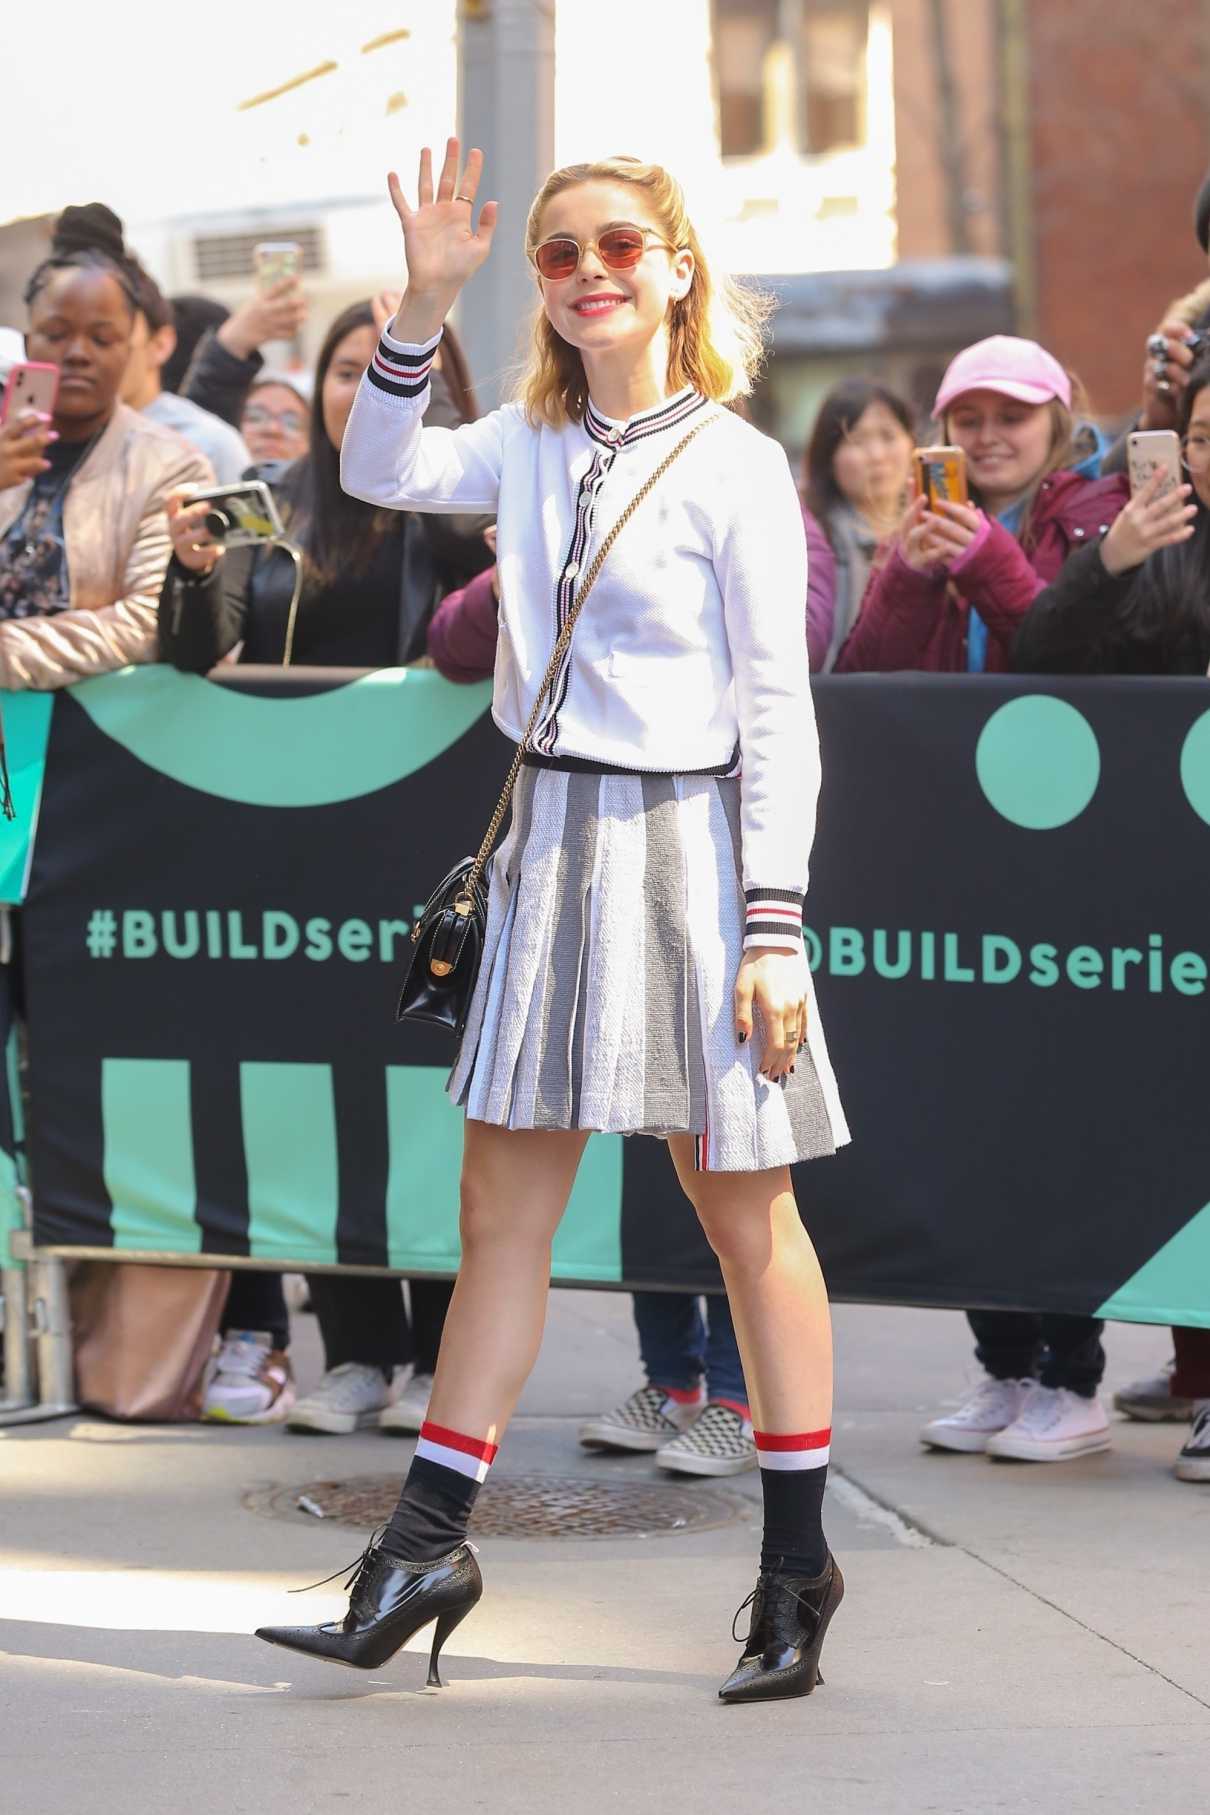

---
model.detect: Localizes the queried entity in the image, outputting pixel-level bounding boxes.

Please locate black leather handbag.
[395,413,719,1039]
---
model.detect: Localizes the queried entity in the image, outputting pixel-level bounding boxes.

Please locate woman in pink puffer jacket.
[836,336,1128,676]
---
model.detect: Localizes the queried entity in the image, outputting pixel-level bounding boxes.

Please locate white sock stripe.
[415,1435,492,1483]
[757,1445,830,1470]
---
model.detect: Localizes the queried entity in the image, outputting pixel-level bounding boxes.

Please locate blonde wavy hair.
[516,156,771,426]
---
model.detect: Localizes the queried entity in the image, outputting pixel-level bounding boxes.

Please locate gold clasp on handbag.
[429,892,476,977]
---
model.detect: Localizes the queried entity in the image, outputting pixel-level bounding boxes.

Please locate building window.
[713,0,869,160]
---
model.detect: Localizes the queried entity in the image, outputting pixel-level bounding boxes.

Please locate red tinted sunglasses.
[532,224,677,282]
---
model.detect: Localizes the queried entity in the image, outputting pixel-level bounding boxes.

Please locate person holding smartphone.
[837,336,1134,1465]
[176,276,309,431]
[158,294,492,1435]
[0,204,211,681]
[836,336,1128,677]
[1012,370,1210,1488]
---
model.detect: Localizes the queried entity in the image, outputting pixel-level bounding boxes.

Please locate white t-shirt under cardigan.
[341,322,820,954]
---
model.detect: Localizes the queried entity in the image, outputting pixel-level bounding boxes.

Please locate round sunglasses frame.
[530,224,681,282]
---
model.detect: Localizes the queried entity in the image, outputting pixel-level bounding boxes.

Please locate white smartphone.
[253,241,302,293]
[1127,429,1182,498]
[1,360,59,424]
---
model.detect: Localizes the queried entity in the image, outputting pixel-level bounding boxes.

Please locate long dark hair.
[802,377,913,525]
[284,302,478,584]
[1111,359,1210,672]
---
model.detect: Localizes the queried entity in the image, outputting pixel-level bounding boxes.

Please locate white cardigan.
[341,323,820,952]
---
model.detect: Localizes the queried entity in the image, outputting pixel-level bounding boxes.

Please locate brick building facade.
[1016,0,1210,415]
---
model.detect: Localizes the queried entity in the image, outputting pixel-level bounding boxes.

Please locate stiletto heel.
[426,1604,473,1687]
[256,1540,483,1676]
[718,1553,844,1705]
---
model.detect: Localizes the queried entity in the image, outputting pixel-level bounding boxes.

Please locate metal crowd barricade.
[0,1199,77,1425]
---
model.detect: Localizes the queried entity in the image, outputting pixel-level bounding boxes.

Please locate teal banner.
[14,665,1210,1326]
[0,691,54,905]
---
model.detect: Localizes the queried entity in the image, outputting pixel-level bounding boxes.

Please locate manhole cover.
[244,1474,748,1539]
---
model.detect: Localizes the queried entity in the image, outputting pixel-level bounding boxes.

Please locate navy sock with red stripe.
[755,1427,830,1579]
[382,1420,497,1562]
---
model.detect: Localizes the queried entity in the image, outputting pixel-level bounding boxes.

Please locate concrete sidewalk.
[3,1294,1209,1814]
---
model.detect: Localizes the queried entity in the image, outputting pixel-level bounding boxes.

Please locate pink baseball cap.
[933,336,1072,415]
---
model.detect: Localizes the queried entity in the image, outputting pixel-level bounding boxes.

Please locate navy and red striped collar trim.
[584,387,709,449]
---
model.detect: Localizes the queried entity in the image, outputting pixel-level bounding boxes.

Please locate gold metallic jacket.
[0,403,212,690]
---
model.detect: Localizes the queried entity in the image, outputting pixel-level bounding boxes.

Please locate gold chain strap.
[462,411,720,899]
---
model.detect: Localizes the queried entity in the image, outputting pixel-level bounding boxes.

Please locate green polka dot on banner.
[975,697,1100,830]
[1179,710,1210,825]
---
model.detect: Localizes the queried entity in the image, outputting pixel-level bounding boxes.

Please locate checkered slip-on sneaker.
[655,1402,757,1477]
[578,1383,705,1453]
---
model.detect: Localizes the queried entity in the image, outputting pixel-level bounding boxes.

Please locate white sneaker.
[579,1383,706,1452]
[920,1374,1035,1453]
[655,1402,757,1477]
[1175,1404,1210,1482]
[379,1370,434,1436]
[201,1331,295,1425]
[287,1362,390,1435]
[1113,1362,1195,1423]
[986,1384,1112,1462]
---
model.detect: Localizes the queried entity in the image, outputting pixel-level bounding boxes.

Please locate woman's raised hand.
[388,138,498,341]
[1100,470,1197,576]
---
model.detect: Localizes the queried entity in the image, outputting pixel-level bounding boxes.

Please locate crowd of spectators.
[0,181,1207,1487]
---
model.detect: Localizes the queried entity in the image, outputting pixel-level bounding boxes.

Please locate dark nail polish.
[737,1030,747,1044]
[790,1065,796,1075]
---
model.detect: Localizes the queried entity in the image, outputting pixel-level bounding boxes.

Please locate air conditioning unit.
[191,224,326,283]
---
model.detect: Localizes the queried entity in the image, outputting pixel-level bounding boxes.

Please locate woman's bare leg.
[425,1119,591,1442]
[666,1137,831,1434]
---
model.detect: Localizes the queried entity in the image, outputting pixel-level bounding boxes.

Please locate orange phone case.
[914,446,969,507]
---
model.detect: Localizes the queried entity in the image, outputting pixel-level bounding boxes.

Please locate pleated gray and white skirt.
[448,764,850,1172]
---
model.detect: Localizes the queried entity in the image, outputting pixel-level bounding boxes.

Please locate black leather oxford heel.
[718,1553,844,1705]
[256,1540,482,1680]
[426,1602,475,1687]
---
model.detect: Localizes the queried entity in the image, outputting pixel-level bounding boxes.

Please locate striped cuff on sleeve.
[366,325,443,400]
[743,887,805,952]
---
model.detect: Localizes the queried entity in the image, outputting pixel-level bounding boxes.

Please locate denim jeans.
[632,1290,748,1406]
[966,1309,1105,1397]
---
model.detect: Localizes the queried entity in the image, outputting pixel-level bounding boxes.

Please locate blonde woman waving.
[256,140,849,1706]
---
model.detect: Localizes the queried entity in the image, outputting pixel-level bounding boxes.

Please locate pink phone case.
[2,361,59,424]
